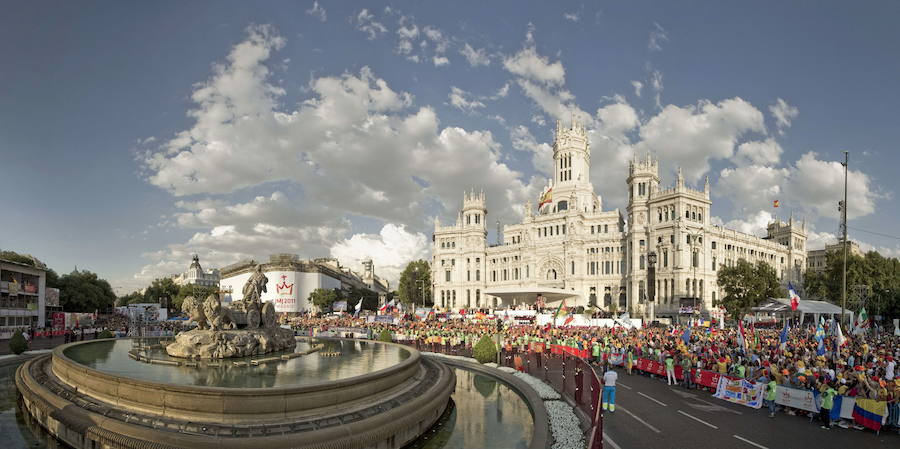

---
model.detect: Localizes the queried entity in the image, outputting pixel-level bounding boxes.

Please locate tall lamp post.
[840,151,849,326]
[647,251,657,323]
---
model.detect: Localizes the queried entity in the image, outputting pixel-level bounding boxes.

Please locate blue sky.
[1,1,898,293]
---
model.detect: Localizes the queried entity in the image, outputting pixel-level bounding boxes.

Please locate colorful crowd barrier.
[613,355,898,432]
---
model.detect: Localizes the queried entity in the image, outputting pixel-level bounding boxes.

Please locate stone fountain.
[166,264,295,358]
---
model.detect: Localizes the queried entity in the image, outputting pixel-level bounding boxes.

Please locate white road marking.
[603,432,623,449]
[638,391,668,406]
[733,435,769,449]
[677,410,719,429]
[616,381,633,390]
[618,405,661,433]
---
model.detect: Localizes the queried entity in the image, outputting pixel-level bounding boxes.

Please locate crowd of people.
[293,313,900,432]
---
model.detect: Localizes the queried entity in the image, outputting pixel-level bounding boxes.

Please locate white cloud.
[721,210,774,237]
[306,1,326,22]
[769,98,799,134]
[330,224,429,286]
[433,55,450,66]
[448,86,485,112]
[648,22,668,51]
[786,152,880,220]
[493,83,510,99]
[503,46,566,86]
[510,125,554,175]
[423,26,450,54]
[636,97,766,183]
[353,9,387,40]
[716,164,788,215]
[588,101,640,208]
[564,12,580,22]
[460,43,491,67]
[630,80,643,98]
[734,138,783,166]
[650,69,663,108]
[140,25,534,287]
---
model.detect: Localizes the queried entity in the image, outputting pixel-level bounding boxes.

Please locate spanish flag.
[539,188,553,208]
[773,200,779,208]
[852,398,887,431]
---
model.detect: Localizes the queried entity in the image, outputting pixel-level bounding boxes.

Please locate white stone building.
[431,120,807,318]
[172,255,220,288]
[219,254,389,314]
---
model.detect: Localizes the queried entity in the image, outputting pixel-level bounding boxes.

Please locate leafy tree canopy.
[717,259,784,320]
[57,270,117,313]
[308,288,341,312]
[397,260,431,307]
[804,249,900,316]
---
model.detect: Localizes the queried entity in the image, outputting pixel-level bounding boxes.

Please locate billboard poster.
[52,312,65,330]
[46,288,60,307]
[272,272,300,313]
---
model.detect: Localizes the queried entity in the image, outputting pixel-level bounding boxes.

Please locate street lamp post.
[648,251,657,323]
[840,151,849,327]
[687,230,705,319]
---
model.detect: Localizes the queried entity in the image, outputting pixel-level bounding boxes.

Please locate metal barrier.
[401,340,603,449]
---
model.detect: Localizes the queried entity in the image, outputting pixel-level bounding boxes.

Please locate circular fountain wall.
[16,337,454,449]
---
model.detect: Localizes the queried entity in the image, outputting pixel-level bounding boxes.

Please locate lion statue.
[202,294,235,331]
[181,295,209,330]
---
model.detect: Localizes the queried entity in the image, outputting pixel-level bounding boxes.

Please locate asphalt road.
[598,368,899,449]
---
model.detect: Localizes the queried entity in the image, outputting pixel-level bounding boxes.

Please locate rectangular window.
[639,255,645,270]
[445,270,451,282]
[604,224,608,233]
[712,241,717,250]
[476,270,480,281]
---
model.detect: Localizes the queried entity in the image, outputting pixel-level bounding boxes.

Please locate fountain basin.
[16,337,454,449]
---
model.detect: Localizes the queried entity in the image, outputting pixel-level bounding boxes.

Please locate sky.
[1,1,898,294]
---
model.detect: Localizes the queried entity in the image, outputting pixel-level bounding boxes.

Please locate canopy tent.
[751,297,852,324]
[483,286,581,307]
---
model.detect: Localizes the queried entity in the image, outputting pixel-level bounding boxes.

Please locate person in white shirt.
[885,356,895,381]
[602,365,618,413]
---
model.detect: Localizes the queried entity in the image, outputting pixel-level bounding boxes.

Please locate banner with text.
[713,377,764,409]
[775,385,819,413]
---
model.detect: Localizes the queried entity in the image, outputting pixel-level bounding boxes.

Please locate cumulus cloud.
[330,224,429,286]
[138,25,535,288]
[769,98,799,134]
[733,138,783,166]
[786,152,879,220]
[510,125,554,175]
[721,210,774,237]
[716,164,788,215]
[306,1,326,22]
[636,97,766,183]
[503,46,566,86]
[460,43,490,66]
[563,11,580,22]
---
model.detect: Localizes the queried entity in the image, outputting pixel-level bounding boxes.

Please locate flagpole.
[841,151,849,327]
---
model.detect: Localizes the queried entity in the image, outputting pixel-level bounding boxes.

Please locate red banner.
[550,344,590,359]
[52,312,65,330]
[634,358,688,380]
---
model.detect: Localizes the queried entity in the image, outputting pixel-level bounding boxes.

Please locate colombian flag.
[852,398,887,431]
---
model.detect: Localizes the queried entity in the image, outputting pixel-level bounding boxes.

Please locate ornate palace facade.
[431,120,808,317]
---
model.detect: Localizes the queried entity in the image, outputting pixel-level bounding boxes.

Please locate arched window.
[452,290,457,307]
[475,289,481,307]
[467,289,471,307]
[557,200,568,211]
[547,269,557,280]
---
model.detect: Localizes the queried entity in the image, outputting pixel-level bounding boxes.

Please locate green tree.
[472,334,498,364]
[8,330,28,355]
[0,250,44,267]
[397,260,431,308]
[717,259,784,320]
[116,291,144,307]
[345,285,380,313]
[142,277,180,307]
[57,270,117,312]
[802,248,900,316]
[308,288,341,313]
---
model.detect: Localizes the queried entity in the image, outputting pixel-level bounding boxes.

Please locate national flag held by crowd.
[737,320,748,352]
[788,282,800,311]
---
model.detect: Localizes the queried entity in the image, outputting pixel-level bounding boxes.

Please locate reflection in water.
[0,363,59,449]
[406,367,533,449]
[63,338,410,388]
